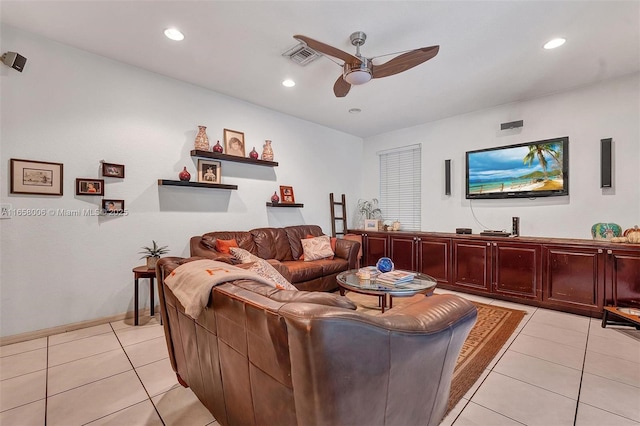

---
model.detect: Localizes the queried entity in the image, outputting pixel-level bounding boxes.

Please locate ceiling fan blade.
[294,34,361,65]
[333,75,351,98]
[372,45,439,79]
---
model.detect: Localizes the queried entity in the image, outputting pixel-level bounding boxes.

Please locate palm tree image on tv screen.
[466,137,568,199]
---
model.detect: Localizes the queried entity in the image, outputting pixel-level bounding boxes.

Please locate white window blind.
[378,144,421,231]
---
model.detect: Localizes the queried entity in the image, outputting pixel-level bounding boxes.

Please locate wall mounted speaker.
[445,159,451,195]
[500,120,523,130]
[601,138,612,188]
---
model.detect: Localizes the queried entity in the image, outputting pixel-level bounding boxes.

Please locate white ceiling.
[1,1,639,138]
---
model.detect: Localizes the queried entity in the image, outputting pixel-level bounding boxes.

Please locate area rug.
[345,293,526,413]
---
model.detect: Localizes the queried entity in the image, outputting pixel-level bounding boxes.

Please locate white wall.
[362,73,640,239]
[0,26,363,337]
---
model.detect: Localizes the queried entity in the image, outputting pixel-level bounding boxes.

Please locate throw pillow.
[299,235,336,260]
[200,236,217,250]
[229,247,260,264]
[248,258,298,291]
[301,235,334,261]
[216,238,238,254]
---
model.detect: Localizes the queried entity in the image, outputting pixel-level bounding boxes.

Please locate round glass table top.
[337,269,437,297]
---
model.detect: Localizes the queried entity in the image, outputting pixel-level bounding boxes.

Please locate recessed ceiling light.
[282,79,295,87]
[348,108,362,114]
[164,28,184,41]
[543,38,566,49]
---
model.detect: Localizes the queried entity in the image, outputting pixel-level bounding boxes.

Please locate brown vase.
[212,140,223,153]
[271,191,280,204]
[194,125,210,151]
[249,147,259,159]
[262,140,274,161]
[179,166,191,181]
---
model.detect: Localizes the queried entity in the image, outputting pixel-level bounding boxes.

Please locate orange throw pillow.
[215,238,238,254]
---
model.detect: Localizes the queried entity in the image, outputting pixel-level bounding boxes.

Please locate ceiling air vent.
[282,43,321,66]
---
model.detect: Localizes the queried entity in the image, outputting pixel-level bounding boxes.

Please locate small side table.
[133,266,157,326]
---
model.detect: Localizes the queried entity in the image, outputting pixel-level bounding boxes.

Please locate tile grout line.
[572,317,592,425]
[109,321,166,426]
[45,336,49,426]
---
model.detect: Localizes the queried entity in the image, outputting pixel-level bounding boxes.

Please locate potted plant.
[356,198,383,229]
[139,240,169,269]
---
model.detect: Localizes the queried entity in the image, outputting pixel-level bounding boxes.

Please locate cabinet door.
[417,237,451,285]
[389,235,416,271]
[544,246,604,312]
[453,240,491,292]
[493,242,541,300]
[606,248,640,307]
[364,234,388,266]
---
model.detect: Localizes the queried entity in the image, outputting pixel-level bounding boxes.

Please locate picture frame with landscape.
[197,159,222,184]
[10,158,64,196]
[223,128,246,157]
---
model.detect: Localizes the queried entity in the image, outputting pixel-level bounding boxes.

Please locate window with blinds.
[378,144,421,231]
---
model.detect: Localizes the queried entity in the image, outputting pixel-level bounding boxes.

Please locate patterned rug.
[345,292,526,413]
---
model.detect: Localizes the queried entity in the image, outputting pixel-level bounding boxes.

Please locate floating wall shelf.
[266,202,304,208]
[157,179,238,190]
[190,150,278,167]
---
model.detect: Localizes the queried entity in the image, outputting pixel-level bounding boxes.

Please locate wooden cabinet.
[389,235,451,285]
[604,247,640,307]
[361,232,388,266]
[492,241,541,300]
[452,239,491,292]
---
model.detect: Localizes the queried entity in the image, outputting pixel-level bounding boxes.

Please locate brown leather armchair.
[157,256,477,426]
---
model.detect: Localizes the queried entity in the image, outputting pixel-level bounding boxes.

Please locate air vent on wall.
[282,43,321,66]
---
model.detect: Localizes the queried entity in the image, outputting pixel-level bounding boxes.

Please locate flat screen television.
[465,136,569,199]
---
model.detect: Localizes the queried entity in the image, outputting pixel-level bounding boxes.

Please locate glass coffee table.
[337,269,437,313]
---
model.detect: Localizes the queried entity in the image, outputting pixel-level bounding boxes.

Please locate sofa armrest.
[334,238,360,269]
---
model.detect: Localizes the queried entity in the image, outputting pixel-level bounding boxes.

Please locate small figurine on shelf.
[271,191,280,204]
[212,140,223,153]
[249,147,259,159]
[194,125,210,151]
[179,166,191,181]
[262,140,274,161]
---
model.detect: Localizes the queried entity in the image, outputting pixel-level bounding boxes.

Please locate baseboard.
[0,305,159,346]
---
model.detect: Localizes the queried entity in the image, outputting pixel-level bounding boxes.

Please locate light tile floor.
[0,289,638,425]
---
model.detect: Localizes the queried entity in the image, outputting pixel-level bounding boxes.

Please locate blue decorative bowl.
[376,257,394,273]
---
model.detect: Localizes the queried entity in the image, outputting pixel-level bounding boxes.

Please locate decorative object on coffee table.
[249,147,259,159]
[139,240,169,270]
[376,257,394,273]
[224,128,245,157]
[262,140,274,161]
[212,140,223,153]
[194,125,210,151]
[279,185,295,203]
[271,191,280,204]
[178,166,191,181]
[591,222,622,240]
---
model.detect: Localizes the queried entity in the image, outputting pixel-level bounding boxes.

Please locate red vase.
[212,141,223,153]
[271,191,280,204]
[179,166,191,181]
[249,147,259,159]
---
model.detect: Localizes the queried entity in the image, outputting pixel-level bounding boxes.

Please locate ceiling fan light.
[345,70,372,85]
[164,28,184,41]
[543,38,566,49]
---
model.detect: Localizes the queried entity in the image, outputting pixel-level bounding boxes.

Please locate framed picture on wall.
[10,158,64,196]
[223,128,245,157]
[102,162,125,178]
[76,178,104,195]
[279,185,295,204]
[197,159,222,184]
[102,199,125,214]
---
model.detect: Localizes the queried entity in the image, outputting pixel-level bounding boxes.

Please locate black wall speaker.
[601,138,612,188]
[500,120,524,130]
[445,159,451,195]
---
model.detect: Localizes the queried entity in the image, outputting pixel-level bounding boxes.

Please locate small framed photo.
[76,178,104,195]
[279,185,295,204]
[223,128,245,157]
[10,158,64,196]
[102,199,124,214]
[364,219,380,231]
[197,159,222,184]
[102,162,125,178]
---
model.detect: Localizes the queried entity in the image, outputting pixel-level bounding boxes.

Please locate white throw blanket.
[164,259,283,319]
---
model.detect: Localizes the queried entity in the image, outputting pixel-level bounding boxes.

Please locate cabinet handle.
[598,249,603,254]
[493,243,497,246]
[607,250,612,255]
[487,242,491,246]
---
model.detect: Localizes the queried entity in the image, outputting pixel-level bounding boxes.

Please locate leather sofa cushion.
[202,231,256,254]
[280,260,324,283]
[233,280,356,310]
[285,225,323,260]
[250,228,293,261]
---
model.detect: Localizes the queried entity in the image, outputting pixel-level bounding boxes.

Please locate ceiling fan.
[293,31,439,98]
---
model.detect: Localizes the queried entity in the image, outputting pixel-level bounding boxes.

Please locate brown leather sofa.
[157,256,478,426]
[190,225,360,292]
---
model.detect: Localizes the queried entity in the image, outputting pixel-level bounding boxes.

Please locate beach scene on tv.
[468,142,565,195]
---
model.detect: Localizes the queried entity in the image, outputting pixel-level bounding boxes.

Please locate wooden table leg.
[149,276,155,317]
[134,277,139,326]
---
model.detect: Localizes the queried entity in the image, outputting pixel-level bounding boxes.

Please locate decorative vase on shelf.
[262,140,274,161]
[212,140,223,153]
[179,166,191,182]
[271,191,280,204]
[194,125,210,151]
[249,147,259,159]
